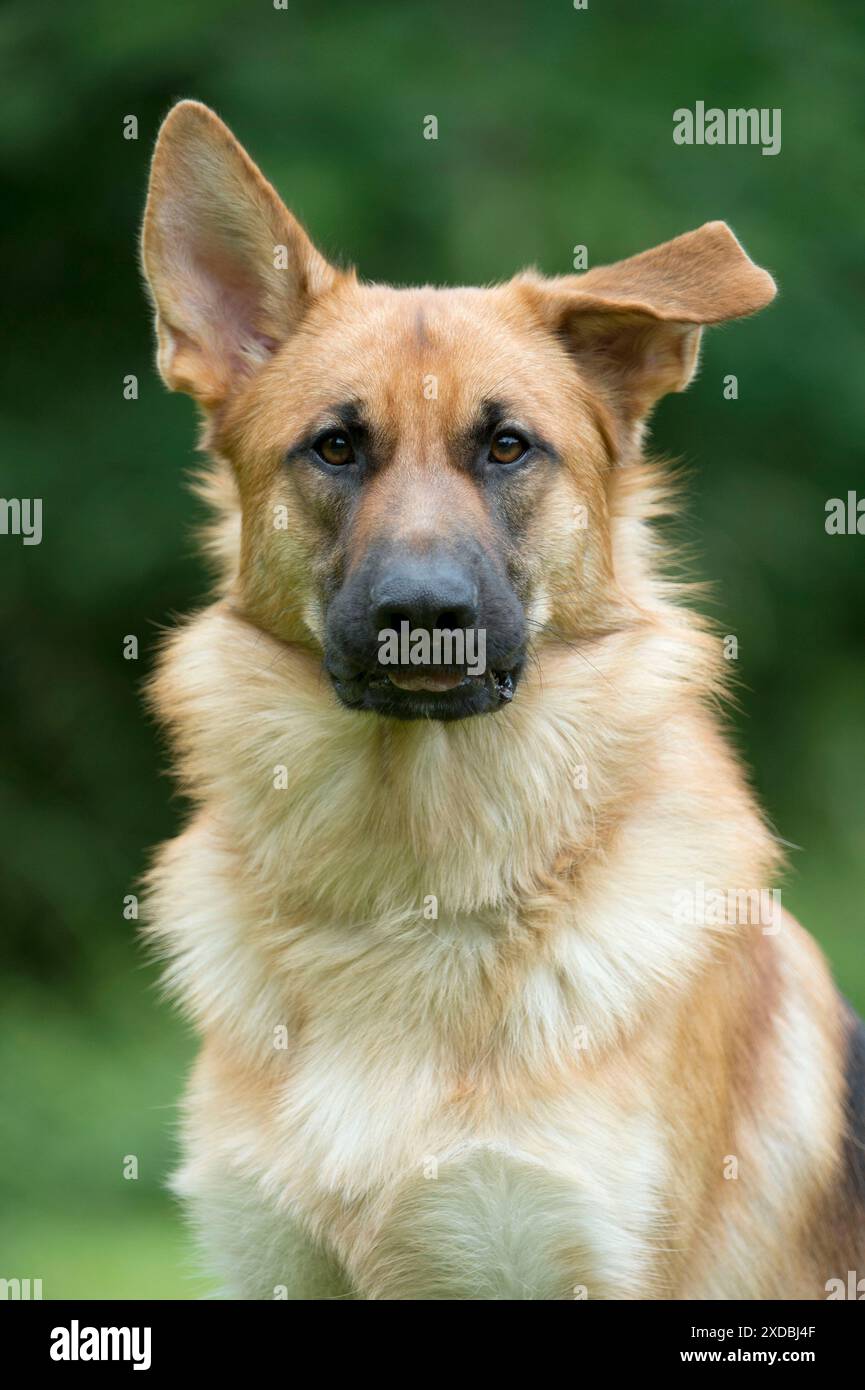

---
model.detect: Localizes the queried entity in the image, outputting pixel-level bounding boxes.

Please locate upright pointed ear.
[141,101,340,407]
[519,222,776,454]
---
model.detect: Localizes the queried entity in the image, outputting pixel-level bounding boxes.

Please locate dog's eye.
[314,431,355,467]
[488,431,529,465]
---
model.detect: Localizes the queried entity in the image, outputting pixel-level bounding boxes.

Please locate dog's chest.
[251,1017,669,1300]
[177,872,674,1297]
[355,1130,667,1300]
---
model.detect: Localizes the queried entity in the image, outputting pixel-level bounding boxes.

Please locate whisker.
[523,619,615,686]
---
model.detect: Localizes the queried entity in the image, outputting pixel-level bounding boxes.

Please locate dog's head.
[142,101,775,722]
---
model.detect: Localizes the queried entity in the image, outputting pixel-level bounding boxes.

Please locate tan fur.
[141,102,864,1299]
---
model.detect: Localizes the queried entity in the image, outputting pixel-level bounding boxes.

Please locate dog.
[141,100,865,1299]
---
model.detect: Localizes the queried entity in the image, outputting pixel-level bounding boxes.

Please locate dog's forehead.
[295,280,562,423]
[328,281,519,346]
[234,278,594,462]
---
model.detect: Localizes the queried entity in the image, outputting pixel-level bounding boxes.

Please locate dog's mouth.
[328,664,520,720]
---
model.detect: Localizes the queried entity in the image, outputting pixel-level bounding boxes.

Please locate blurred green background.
[1,0,863,1299]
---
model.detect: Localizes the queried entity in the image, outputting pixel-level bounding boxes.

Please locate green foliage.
[1,0,863,1296]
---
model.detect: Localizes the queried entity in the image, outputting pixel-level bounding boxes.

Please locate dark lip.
[328,665,521,721]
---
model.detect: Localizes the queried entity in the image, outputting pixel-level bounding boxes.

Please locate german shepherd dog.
[141,101,865,1299]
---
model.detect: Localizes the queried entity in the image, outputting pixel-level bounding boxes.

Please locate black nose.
[372,556,479,635]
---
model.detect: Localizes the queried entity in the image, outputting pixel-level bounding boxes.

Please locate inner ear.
[141,100,342,406]
[562,309,702,426]
[517,220,776,454]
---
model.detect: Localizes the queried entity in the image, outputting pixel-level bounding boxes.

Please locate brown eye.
[488,431,529,465]
[315,431,355,467]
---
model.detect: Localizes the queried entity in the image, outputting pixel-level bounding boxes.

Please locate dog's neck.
[153,597,703,912]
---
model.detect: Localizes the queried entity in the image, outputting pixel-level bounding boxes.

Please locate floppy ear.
[141,100,339,407]
[520,222,776,452]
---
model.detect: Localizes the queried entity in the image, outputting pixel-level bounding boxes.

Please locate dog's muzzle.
[323,543,526,721]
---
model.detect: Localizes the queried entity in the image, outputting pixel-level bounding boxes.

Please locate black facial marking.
[840,1002,865,1214]
[457,397,559,474]
[284,399,370,463]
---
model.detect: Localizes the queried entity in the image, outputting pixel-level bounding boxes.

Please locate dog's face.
[142,102,775,721]
[209,280,620,722]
